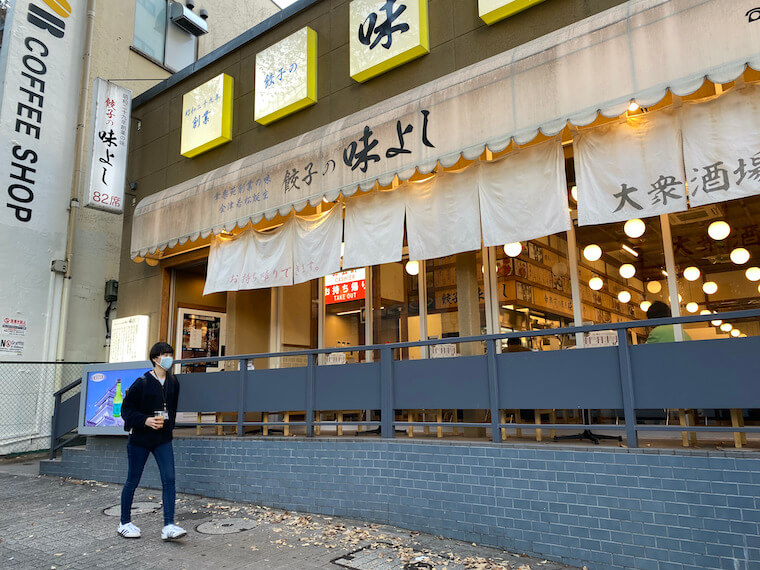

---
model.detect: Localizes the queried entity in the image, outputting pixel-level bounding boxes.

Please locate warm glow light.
[683,266,701,281]
[711,319,723,326]
[746,267,760,282]
[583,244,602,262]
[646,281,662,294]
[628,101,640,112]
[640,301,652,312]
[589,277,604,291]
[700,310,712,316]
[708,220,731,241]
[570,185,578,202]
[720,323,733,333]
[619,264,636,279]
[618,291,631,303]
[686,302,699,313]
[624,218,646,239]
[703,281,718,295]
[730,248,750,265]
[504,242,522,257]
[621,244,639,257]
[405,260,419,276]
[731,329,741,337]
[740,333,748,338]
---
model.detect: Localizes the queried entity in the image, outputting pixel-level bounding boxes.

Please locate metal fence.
[0,362,93,455]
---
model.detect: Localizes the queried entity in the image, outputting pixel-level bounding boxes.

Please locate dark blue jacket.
[122,370,179,449]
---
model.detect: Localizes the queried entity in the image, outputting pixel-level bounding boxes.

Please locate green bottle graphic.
[113,380,123,418]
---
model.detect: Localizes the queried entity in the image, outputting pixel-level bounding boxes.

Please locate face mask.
[158,356,173,370]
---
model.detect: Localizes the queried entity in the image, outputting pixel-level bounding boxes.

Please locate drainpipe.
[55,0,96,362]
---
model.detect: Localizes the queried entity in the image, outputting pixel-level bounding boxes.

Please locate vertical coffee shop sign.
[85,78,131,213]
[0,0,85,360]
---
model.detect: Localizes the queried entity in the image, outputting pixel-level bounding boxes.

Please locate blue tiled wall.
[40,437,760,570]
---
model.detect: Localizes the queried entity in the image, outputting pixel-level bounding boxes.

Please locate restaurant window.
[324,268,369,363]
[278,280,319,368]
[133,0,197,71]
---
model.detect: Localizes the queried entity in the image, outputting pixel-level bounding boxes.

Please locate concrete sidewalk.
[0,459,577,570]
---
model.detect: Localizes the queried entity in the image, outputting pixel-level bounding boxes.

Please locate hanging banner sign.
[255,27,318,125]
[349,0,429,83]
[575,109,688,227]
[85,78,132,213]
[682,86,760,208]
[324,269,366,304]
[180,73,234,158]
[479,0,548,25]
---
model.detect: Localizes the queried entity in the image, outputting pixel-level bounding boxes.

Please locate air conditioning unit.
[169,2,208,36]
[670,204,723,225]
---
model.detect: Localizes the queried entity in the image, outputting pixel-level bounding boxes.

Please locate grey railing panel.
[497,347,624,409]
[54,393,80,440]
[631,337,760,408]
[393,356,490,409]
[314,362,381,410]
[247,368,307,411]
[178,371,239,411]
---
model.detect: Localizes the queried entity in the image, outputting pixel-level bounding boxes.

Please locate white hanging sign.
[682,86,760,208]
[85,78,132,213]
[575,110,688,227]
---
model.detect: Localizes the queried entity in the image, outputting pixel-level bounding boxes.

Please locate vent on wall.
[670,204,724,225]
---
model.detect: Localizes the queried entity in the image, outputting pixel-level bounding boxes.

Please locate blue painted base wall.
[40,437,760,570]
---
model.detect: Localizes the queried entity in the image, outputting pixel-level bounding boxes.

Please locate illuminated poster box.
[325,268,366,304]
[255,27,318,125]
[349,0,429,83]
[180,73,234,158]
[479,0,548,25]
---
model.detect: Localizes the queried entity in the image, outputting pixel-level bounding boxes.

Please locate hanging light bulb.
[731,329,741,338]
[628,101,640,112]
[504,242,522,257]
[711,318,723,327]
[700,309,712,316]
[405,260,420,276]
[708,221,731,241]
[618,291,632,303]
[646,281,662,294]
[702,281,718,295]
[570,185,578,202]
[583,244,602,262]
[686,302,699,313]
[746,267,760,282]
[730,248,750,265]
[683,266,701,281]
[624,218,646,239]
[640,300,652,312]
[720,323,733,333]
[619,264,636,279]
[589,277,604,291]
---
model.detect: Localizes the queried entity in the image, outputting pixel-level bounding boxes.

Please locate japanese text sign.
[324,269,366,304]
[85,79,132,213]
[255,27,318,125]
[478,0,548,25]
[181,73,234,158]
[349,0,429,83]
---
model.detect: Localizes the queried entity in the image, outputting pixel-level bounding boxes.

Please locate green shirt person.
[645,301,691,343]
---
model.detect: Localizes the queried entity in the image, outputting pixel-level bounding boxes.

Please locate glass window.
[134,0,167,63]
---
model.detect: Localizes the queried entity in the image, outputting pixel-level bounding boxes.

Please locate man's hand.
[145,417,163,430]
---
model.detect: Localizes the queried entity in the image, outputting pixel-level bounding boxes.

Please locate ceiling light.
[618,291,631,303]
[624,218,646,239]
[621,244,639,257]
[720,323,733,333]
[628,101,640,112]
[640,301,652,312]
[730,248,750,265]
[708,220,731,241]
[683,266,701,281]
[405,260,419,276]
[589,277,604,291]
[619,264,636,279]
[746,267,760,282]
[570,185,578,202]
[504,242,522,257]
[702,281,718,295]
[731,329,741,337]
[583,244,602,262]
[686,302,699,313]
[336,309,362,316]
[711,318,723,327]
[700,310,712,316]
[740,333,748,338]
[646,281,662,294]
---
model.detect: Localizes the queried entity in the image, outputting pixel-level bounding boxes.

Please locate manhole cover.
[333,544,466,570]
[195,518,257,535]
[103,502,161,517]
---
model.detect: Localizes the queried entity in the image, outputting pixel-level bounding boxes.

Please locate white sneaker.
[117,522,141,538]
[161,523,187,541]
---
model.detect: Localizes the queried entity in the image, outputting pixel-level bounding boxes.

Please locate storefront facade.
[121,0,760,434]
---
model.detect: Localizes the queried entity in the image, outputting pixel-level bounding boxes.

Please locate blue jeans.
[120,442,175,526]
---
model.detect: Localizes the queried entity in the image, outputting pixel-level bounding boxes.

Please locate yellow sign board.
[255,27,318,125]
[349,0,429,83]
[479,0,547,25]
[180,73,234,158]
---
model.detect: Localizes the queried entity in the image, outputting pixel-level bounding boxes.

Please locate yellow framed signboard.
[180,73,234,158]
[349,0,429,83]
[479,0,547,25]
[255,27,318,125]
